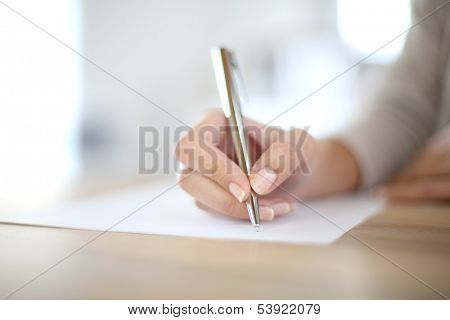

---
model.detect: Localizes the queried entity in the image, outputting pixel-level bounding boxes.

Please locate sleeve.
[335,0,447,188]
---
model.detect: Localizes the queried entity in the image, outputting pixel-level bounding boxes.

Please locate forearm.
[333,0,443,188]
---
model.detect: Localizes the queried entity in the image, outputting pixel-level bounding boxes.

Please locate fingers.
[378,177,450,201]
[250,128,315,195]
[195,199,297,221]
[176,110,250,202]
[179,169,248,219]
[392,126,450,183]
[259,196,299,217]
[393,153,449,183]
[176,109,307,221]
[180,170,288,220]
[180,169,298,220]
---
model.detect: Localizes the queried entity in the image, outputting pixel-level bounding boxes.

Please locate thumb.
[249,128,314,195]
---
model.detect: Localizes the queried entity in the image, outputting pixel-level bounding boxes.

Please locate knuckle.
[194,201,202,209]
[210,165,228,186]
[222,197,241,217]
[202,108,224,120]
[175,137,196,165]
[178,174,193,192]
[194,200,208,212]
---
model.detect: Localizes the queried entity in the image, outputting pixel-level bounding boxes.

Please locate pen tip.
[255,225,260,232]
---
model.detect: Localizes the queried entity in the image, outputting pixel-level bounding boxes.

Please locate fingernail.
[228,182,246,202]
[259,206,275,221]
[250,168,277,194]
[272,202,292,215]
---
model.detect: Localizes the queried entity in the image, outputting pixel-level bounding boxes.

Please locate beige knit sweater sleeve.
[336,0,448,187]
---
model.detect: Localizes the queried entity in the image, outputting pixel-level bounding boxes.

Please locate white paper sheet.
[0,181,384,245]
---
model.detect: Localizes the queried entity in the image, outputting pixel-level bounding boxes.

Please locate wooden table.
[0,199,449,299]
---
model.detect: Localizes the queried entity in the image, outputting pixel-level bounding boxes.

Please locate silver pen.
[211,47,260,231]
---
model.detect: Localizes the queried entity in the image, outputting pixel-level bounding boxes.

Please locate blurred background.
[0,0,411,212]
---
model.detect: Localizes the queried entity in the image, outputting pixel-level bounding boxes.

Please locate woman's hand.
[378,125,450,201]
[175,109,315,221]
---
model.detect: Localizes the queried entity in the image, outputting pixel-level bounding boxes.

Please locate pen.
[211,47,260,231]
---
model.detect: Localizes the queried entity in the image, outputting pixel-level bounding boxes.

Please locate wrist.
[295,139,360,198]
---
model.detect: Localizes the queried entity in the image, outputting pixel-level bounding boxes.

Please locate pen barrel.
[228,124,250,175]
[211,47,260,229]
